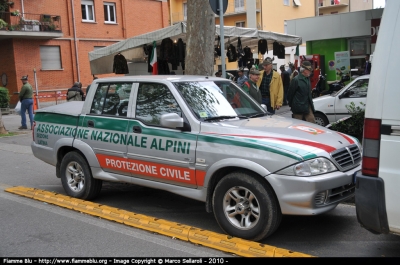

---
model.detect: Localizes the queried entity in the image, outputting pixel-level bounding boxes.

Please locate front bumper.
[267,165,360,215]
[355,171,389,234]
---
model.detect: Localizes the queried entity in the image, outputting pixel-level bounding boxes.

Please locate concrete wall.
[287,8,383,42]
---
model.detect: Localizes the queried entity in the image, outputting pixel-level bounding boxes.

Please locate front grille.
[314,183,355,206]
[330,144,361,171]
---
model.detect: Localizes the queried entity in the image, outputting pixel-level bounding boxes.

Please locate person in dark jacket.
[280,65,291,106]
[363,54,372,75]
[287,61,316,123]
[242,68,262,104]
[67,82,84,102]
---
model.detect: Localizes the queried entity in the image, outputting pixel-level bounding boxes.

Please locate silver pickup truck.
[32,75,360,241]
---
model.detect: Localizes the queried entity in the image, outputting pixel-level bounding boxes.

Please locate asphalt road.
[1,113,400,258]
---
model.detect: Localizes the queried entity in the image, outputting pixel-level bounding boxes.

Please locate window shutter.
[40,46,62,70]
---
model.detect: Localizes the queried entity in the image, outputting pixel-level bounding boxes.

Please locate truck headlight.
[276,157,337,176]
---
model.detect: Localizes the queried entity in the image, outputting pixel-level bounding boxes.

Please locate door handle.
[132,126,142,133]
[87,120,94,128]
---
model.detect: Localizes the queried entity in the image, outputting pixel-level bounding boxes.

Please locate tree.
[185,1,215,76]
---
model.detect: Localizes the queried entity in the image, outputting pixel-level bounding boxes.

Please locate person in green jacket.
[242,68,262,104]
[18,75,34,130]
[287,61,316,123]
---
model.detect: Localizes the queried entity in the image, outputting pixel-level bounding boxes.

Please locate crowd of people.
[222,54,371,124]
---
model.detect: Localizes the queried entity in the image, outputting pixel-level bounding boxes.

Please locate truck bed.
[35,101,84,116]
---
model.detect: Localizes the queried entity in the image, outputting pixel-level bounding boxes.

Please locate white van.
[355,0,400,236]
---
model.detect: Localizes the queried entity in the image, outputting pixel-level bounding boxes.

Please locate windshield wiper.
[203,115,245,121]
[249,112,268,118]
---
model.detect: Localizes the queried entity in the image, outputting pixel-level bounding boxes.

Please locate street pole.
[33,68,40,109]
[219,0,226,78]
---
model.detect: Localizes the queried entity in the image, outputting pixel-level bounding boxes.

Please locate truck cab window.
[135,83,182,126]
[90,82,132,116]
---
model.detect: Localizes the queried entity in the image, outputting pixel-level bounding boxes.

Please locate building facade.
[317,0,373,16]
[0,0,169,105]
[170,0,315,71]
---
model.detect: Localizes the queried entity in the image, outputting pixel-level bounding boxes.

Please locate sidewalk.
[1,113,32,133]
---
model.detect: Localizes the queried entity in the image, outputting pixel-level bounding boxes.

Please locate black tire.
[60,151,102,200]
[314,112,329,127]
[212,172,282,241]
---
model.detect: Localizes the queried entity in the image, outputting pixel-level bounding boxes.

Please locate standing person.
[18,75,34,130]
[289,63,299,81]
[286,63,293,75]
[287,61,316,123]
[364,54,371,75]
[236,67,248,87]
[280,65,290,106]
[256,57,283,114]
[67,82,84,102]
[215,70,222,77]
[242,68,262,104]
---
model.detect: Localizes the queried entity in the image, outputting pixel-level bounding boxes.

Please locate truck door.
[79,82,133,176]
[126,82,198,188]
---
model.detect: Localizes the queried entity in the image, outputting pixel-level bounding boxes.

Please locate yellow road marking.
[5,186,314,257]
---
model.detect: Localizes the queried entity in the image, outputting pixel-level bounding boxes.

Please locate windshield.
[174,81,266,121]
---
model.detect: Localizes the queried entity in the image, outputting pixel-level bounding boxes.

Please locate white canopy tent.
[88,22,302,75]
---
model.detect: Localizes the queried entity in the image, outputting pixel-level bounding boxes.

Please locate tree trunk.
[0,110,8,134]
[185,0,215,76]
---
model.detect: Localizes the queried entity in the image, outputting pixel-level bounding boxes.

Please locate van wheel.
[60,151,102,200]
[314,113,329,127]
[212,172,281,241]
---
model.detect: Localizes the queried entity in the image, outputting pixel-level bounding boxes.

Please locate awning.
[89,22,302,75]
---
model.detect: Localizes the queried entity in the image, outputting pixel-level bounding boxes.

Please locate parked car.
[313,75,369,127]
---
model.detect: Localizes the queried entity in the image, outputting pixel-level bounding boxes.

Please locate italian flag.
[150,41,158,75]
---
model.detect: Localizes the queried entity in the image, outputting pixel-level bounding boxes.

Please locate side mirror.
[160,113,187,130]
[261,104,268,111]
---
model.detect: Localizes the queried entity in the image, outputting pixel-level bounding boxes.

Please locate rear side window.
[90,82,132,116]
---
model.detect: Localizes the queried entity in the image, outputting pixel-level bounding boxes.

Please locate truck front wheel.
[212,172,281,241]
[60,151,102,200]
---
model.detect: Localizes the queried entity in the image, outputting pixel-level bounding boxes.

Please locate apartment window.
[236,21,245,28]
[235,0,245,12]
[104,2,116,23]
[284,21,287,34]
[81,0,95,22]
[284,0,290,6]
[183,2,187,21]
[319,0,323,6]
[40,46,62,70]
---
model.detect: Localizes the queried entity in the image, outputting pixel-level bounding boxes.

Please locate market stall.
[88,22,302,75]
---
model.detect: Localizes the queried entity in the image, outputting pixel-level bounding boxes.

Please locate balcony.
[171,0,261,23]
[318,0,349,10]
[0,12,63,40]
[223,0,261,17]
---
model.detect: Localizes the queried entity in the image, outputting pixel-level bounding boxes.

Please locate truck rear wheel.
[60,151,102,200]
[212,172,281,241]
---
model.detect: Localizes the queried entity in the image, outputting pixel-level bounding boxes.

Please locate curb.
[5,186,313,258]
